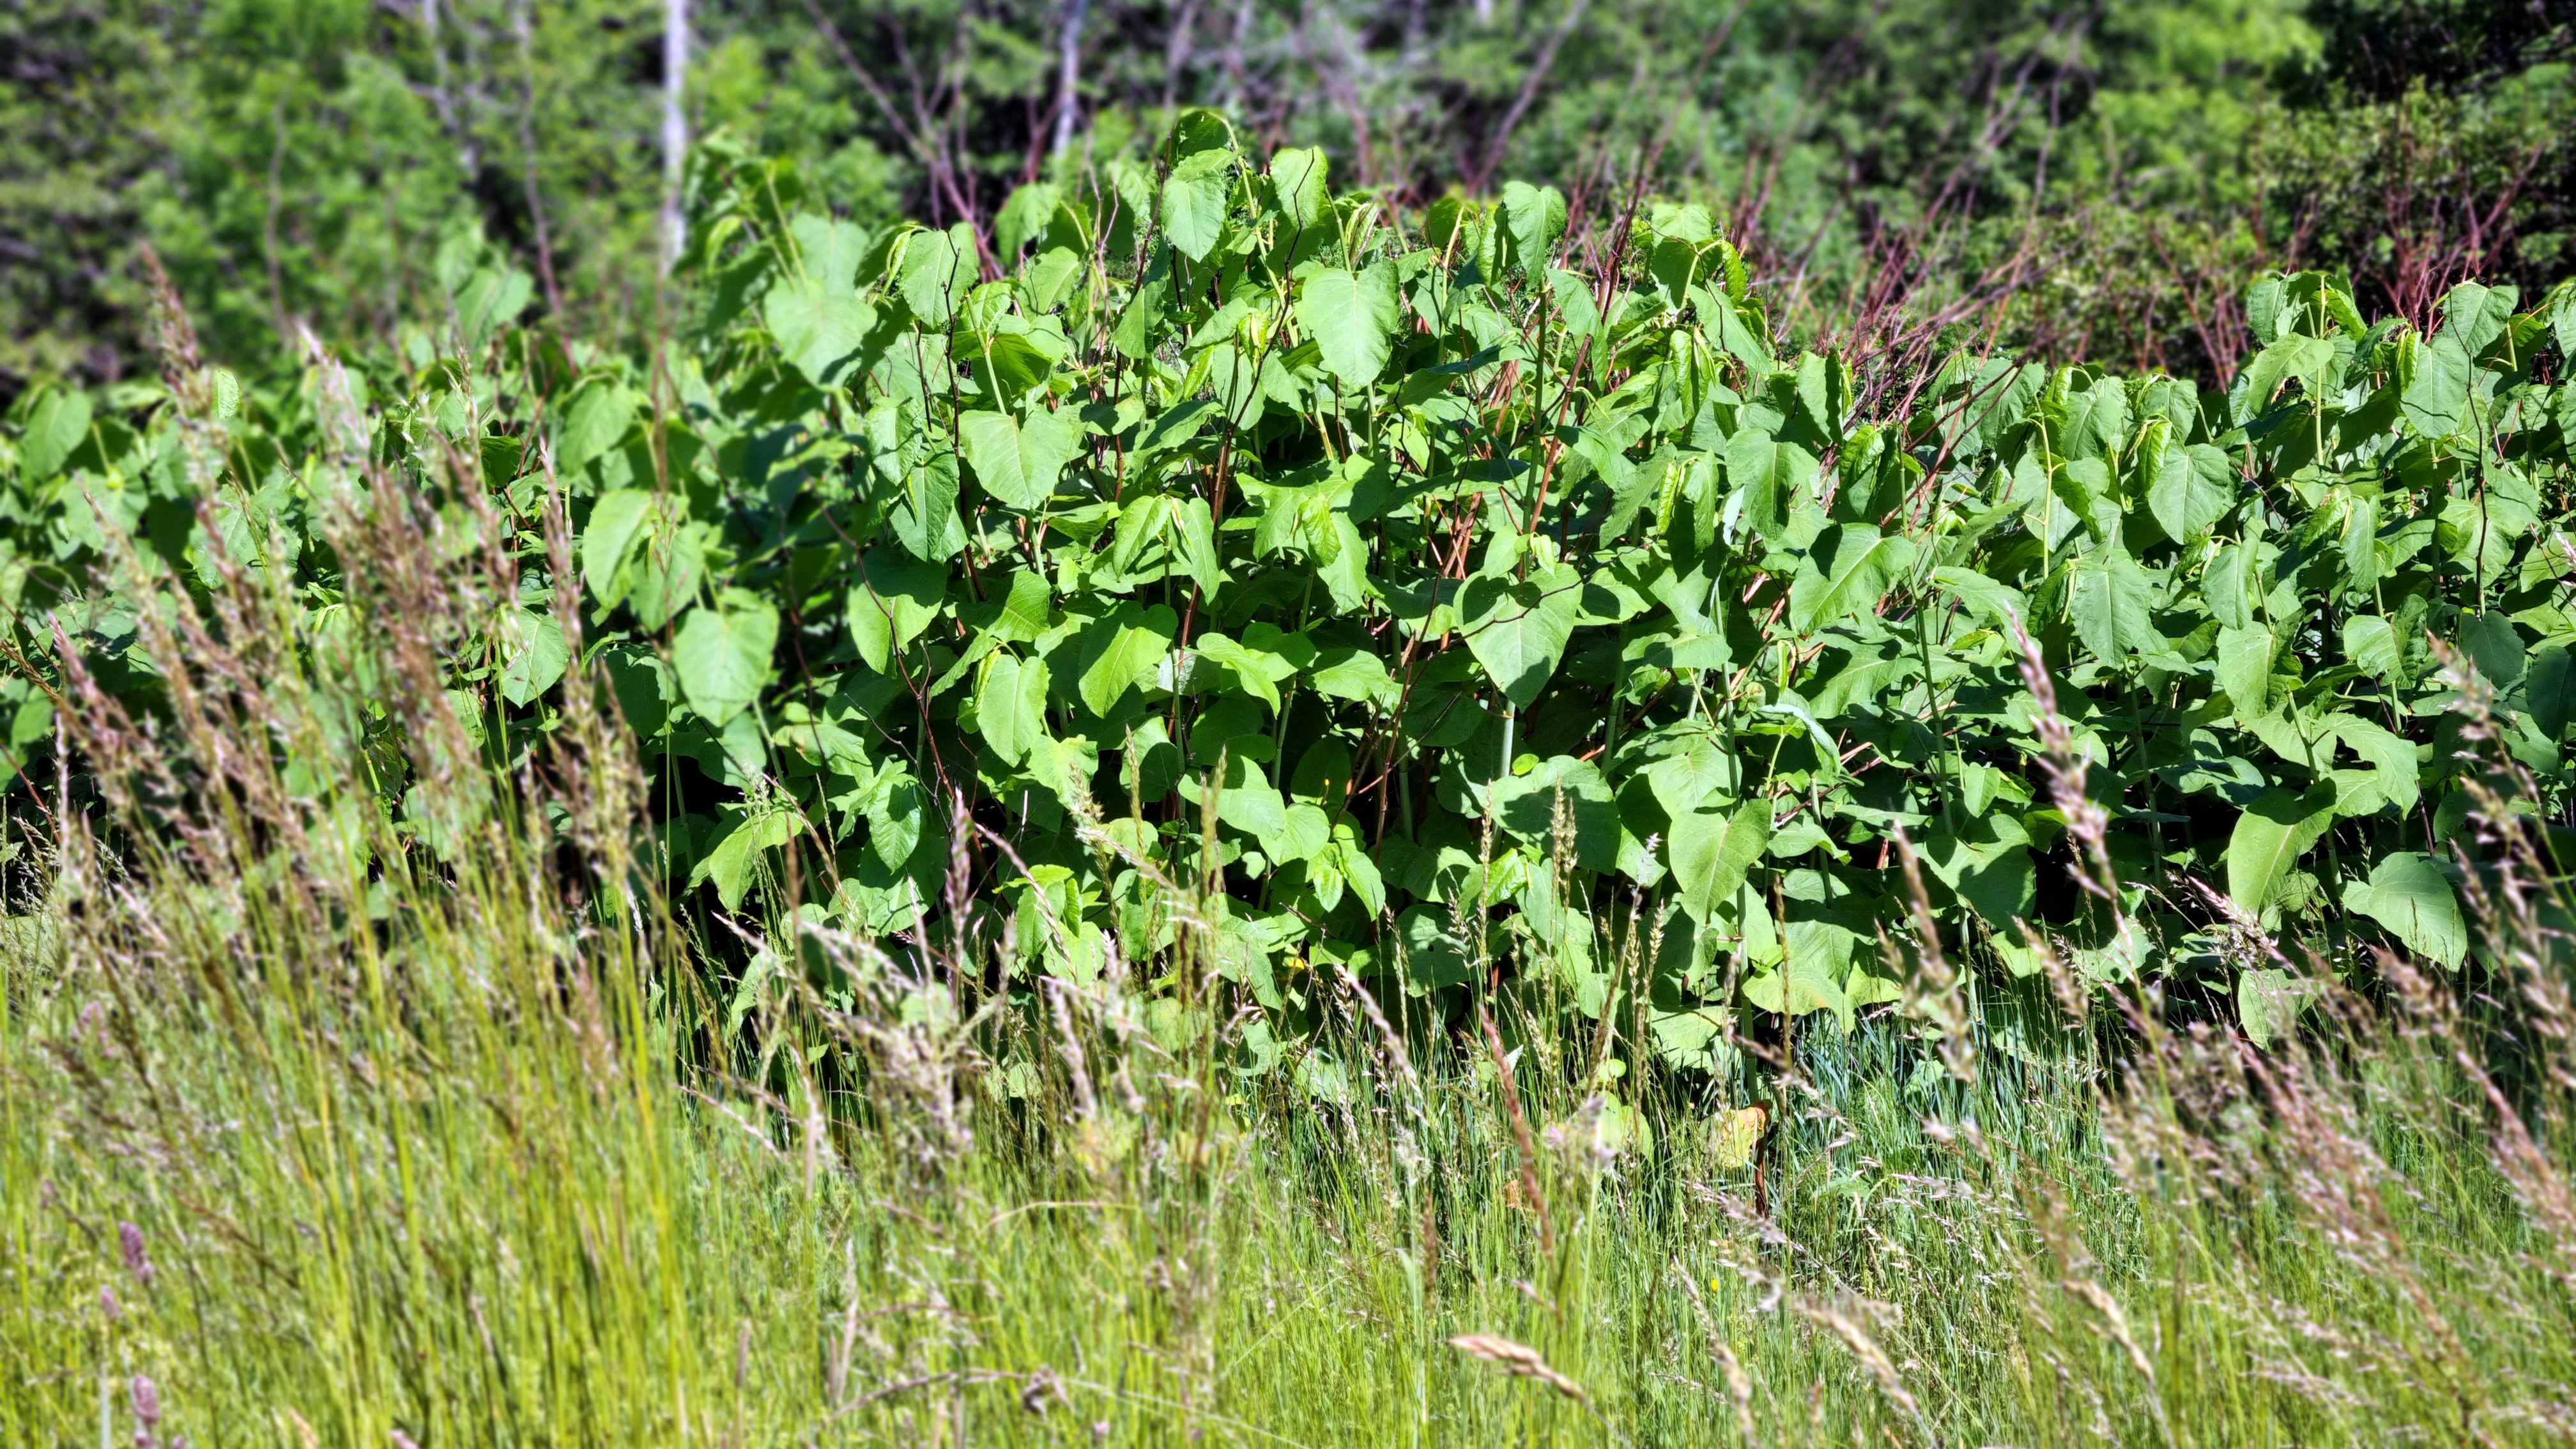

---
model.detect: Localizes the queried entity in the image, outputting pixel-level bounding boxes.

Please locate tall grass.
[5,324,2576,1445]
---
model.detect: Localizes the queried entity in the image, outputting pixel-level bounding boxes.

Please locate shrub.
[4,118,2573,1066]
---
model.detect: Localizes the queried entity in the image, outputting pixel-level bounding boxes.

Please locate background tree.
[3,0,2569,402]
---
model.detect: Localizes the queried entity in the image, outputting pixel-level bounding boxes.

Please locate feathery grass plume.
[1445,1332,1591,1405]
[1793,1294,1924,1429]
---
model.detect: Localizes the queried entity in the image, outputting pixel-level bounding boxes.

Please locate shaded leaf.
[2345,852,2465,968]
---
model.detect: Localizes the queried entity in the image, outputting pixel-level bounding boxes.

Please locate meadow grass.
[5,379,2576,1446]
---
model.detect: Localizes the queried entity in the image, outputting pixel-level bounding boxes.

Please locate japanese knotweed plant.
[5,114,2575,1064]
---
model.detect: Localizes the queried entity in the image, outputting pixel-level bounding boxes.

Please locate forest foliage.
[4,0,2573,398]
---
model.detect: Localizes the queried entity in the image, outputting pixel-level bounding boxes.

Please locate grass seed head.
[1445,1333,1592,1406]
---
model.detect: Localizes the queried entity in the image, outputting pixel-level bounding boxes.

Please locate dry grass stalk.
[1445,1333,1591,1406]
[1477,1000,1556,1256]
[1795,1294,1928,1434]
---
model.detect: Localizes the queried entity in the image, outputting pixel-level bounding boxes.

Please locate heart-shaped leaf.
[673,596,781,727]
[959,407,1082,510]
[1460,568,1581,707]
[1296,264,1399,389]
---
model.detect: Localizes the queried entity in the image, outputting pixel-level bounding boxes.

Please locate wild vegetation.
[2,74,2575,1449]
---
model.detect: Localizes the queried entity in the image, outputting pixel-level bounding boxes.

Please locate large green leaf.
[494,611,567,707]
[1268,147,1330,231]
[887,452,965,562]
[958,407,1082,510]
[898,224,974,328]
[2203,539,2262,630]
[1161,149,1235,261]
[976,653,1050,767]
[2330,714,2419,813]
[1216,770,1289,840]
[1726,429,1816,537]
[1929,566,2026,627]
[2399,333,2471,436]
[1260,802,1334,865]
[2225,783,2337,917]
[2345,852,2465,967]
[1190,632,1298,714]
[1669,798,1772,924]
[2067,547,2156,661]
[2529,643,2575,739]
[1490,755,1620,871]
[582,489,659,603]
[454,266,532,347]
[1295,264,1399,389]
[1499,181,1567,271]
[765,282,876,388]
[865,770,926,872]
[1460,566,1581,707]
[993,183,1061,261]
[2239,333,2336,415]
[848,549,946,672]
[558,379,639,474]
[1958,845,2035,928]
[1788,524,1913,633]
[2214,624,2276,718]
[1744,919,1854,1032]
[625,521,707,631]
[2441,280,2516,353]
[691,806,801,912]
[788,211,871,292]
[1077,605,1176,717]
[2052,379,2129,461]
[1029,734,1103,817]
[2343,615,2401,680]
[673,595,781,727]
[2237,967,2310,1049]
[18,388,91,484]
[2148,443,2235,542]
[1646,738,1738,820]
[2462,610,2526,687]
[980,569,1055,643]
